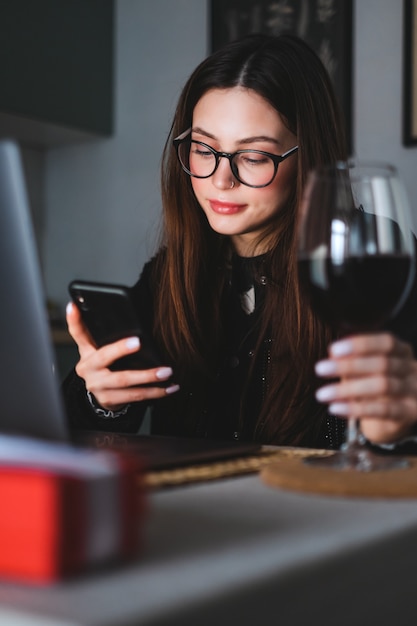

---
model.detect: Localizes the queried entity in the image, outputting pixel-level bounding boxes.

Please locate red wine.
[298,254,413,332]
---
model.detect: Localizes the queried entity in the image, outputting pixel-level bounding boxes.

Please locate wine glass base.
[303,448,409,472]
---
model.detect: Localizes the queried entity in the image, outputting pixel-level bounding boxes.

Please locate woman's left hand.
[315,333,417,444]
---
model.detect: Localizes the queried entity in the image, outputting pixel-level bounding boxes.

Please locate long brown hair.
[154,34,347,445]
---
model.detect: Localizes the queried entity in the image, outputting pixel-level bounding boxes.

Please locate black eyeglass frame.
[173,128,299,188]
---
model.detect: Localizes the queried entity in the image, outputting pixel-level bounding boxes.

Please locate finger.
[83,364,178,409]
[315,375,406,403]
[89,382,180,409]
[329,334,413,359]
[94,336,141,370]
[66,301,96,352]
[75,336,142,382]
[88,366,175,391]
[328,396,417,420]
[315,355,412,379]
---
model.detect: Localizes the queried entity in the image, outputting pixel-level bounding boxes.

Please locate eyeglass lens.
[178,141,277,187]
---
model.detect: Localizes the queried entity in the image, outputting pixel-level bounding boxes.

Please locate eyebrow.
[191,127,281,147]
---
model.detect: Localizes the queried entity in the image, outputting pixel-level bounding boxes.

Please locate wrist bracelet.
[86,390,131,419]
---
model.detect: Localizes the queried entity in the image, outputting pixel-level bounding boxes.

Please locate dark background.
[211,0,353,152]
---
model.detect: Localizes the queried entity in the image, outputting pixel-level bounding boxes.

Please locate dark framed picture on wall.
[210,0,353,152]
[404,0,417,145]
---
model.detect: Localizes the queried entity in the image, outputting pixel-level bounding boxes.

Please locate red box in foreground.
[0,436,146,583]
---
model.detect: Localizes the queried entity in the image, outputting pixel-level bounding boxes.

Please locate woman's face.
[190,87,298,256]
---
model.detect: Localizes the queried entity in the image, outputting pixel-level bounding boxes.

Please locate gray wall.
[354,0,415,182]
[41,0,417,309]
[43,0,208,309]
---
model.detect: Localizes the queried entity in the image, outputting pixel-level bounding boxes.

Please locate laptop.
[0,139,260,468]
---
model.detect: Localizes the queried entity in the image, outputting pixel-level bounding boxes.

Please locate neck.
[231,236,273,258]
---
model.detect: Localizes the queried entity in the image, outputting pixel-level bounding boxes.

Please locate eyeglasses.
[173,128,298,188]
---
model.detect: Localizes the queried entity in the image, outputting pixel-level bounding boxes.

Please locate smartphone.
[68,279,164,372]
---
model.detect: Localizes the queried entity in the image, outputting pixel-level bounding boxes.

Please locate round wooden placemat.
[260,453,417,498]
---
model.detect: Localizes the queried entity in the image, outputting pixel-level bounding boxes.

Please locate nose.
[211,156,236,190]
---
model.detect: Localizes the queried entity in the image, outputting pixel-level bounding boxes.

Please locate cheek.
[249,163,297,220]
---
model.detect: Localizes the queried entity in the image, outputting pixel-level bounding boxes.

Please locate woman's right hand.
[66,301,180,411]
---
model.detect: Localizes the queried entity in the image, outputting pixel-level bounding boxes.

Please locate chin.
[206,215,246,234]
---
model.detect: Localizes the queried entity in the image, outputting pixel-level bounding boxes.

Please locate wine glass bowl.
[298,161,415,471]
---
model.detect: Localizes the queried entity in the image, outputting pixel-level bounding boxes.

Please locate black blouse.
[63,250,417,451]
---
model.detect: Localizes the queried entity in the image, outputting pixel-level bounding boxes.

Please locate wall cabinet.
[0,0,114,147]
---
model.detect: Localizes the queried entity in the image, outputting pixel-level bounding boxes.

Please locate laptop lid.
[0,139,68,441]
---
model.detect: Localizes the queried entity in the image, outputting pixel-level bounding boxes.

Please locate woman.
[64,34,417,449]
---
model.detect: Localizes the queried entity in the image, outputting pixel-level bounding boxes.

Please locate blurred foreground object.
[0,435,146,584]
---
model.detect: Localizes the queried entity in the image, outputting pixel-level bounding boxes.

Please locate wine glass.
[297,160,415,471]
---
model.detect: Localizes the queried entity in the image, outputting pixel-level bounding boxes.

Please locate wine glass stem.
[346,417,360,445]
[341,417,365,457]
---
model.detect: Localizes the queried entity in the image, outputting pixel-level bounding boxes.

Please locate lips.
[209,200,246,214]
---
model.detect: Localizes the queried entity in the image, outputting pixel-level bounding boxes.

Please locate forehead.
[192,87,287,137]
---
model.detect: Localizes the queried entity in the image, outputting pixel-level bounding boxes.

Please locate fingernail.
[126,337,140,349]
[329,402,350,416]
[66,301,73,315]
[315,360,338,376]
[315,386,337,402]
[156,367,173,380]
[330,339,353,357]
[165,384,180,395]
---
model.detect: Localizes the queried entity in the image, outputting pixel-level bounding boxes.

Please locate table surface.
[1,470,417,626]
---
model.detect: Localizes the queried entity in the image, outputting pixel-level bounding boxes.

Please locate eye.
[192,145,214,158]
[240,153,271,166]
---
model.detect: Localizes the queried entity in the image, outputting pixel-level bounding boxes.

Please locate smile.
[209,200,246,215]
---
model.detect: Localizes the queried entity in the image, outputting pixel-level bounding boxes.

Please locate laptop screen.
[0,140,68,441]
